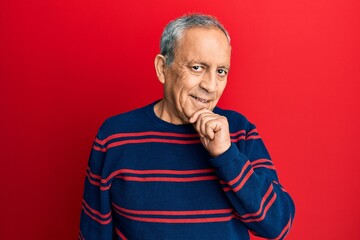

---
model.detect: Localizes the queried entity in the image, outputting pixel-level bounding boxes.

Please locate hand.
[189,108,231,157]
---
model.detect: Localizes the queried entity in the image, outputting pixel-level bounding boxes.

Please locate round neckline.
[146,100,197,133]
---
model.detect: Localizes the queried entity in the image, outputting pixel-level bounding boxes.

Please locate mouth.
[190,95,211,103]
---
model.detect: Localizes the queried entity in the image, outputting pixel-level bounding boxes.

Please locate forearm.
[210,144,295,239]
[79,129,115,240]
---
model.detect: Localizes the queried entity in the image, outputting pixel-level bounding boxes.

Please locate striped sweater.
[79,101,295,240]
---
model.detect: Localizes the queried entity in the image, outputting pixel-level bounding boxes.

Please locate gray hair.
[160,13,230,66]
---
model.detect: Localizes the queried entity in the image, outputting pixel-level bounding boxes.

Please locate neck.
[154,99,186,125]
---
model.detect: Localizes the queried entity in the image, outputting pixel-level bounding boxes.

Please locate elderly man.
[79,14,295,240]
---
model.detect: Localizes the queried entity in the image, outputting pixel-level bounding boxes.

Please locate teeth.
[192,95,208,103]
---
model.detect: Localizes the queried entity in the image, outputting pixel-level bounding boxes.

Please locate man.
[79,14,295,240]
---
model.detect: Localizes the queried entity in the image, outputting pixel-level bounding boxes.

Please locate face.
[159,27,231,124]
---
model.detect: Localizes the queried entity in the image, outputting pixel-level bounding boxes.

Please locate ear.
[154,54,167,84]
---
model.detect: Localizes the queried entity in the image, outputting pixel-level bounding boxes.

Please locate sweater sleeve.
[79,128,114,240]
[209,124,295,239]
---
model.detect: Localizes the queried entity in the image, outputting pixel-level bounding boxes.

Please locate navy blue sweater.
[79,101,295,240]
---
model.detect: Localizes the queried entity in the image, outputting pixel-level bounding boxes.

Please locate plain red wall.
[1,0,359,239]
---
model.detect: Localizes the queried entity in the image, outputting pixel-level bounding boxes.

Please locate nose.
[199,71,218,93]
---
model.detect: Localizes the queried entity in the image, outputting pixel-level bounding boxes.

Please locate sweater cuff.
[209,143,247,169]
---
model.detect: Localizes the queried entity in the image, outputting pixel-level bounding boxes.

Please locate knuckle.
[220,116,228,122]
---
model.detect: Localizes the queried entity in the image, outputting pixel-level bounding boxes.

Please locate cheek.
[177,79,198,102]
[178,91,193,112]
[217,81,227,96]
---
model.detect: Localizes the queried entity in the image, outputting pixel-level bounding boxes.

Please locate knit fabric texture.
[79,101,295,240]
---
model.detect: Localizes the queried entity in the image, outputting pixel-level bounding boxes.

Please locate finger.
[206,118,224,140]
[195,115,211,138]
[195,113,217,138]
[197,113,215,135]
[189,108,213,123]
[205,122,216,140]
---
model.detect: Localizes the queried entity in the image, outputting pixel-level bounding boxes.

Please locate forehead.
[175,27,231,66]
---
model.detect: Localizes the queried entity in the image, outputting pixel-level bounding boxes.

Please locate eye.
[217,69,227,76]
[191,65,203,72]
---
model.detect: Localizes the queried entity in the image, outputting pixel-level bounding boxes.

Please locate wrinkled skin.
[154,27,232,157]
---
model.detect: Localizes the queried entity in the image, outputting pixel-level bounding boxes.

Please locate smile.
[191,95,210,103]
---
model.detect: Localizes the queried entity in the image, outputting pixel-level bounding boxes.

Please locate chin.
[182,108,196,120]
[183,107,202,119]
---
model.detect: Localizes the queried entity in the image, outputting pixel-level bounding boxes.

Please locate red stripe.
[86,172,100,186]
[108,138,201,148]
[272,181,288,192]
[115,227,128,240]
[78,231,84,240]
[94,130,254,150]
[98,130,250,145]
[242,192,277,223]
[231,135,261,142]
[100,185,111,191]
[93,145,107,152]
[95,138,103,145]
[112,203,233,216]
[113,208,237,224]
[239,184,274,218]
[97,131,200,145]
[272,217,292,240]
[115,175,218,182]
[246,135,261,140]
[247,129,258,135]
[222,161,253,193]
[252,165,276,170]
[251,158,272,165]
[251,158,275,170]
[93,138,201,152]
[82,205,112,225]
[228,161,251,186]
[231,136,246,142]
[82,199,111,219]
[233,169,254,192]
[96,136,260,151]
[87,167,101,179]
[219,180,232,192]
[102,168,215,184]
[230,130,246,136]
[222,186,232,192]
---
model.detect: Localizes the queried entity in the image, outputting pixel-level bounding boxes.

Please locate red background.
[1,0,359,239]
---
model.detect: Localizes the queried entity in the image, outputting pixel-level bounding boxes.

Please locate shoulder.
[97,103,151,139]
[214,107,256,133]
[103,105,146,127]
[214,107,248,122]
